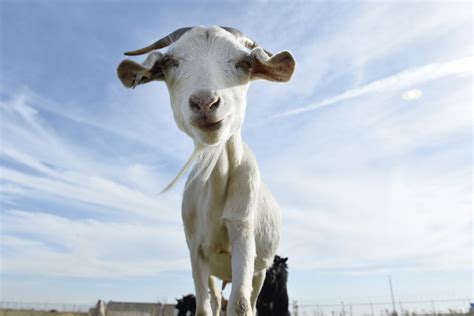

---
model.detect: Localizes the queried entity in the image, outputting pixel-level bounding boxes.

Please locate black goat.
[176,294,196,316]
[256,255,290,316]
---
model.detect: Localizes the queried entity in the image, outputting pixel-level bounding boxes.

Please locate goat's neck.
[208,130,244,188]
[187,131,244,197]
[223,130,244,169]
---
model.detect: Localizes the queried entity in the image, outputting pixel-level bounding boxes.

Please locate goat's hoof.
[196,310,211,316]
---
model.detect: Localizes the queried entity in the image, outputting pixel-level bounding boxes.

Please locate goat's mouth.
[193,117,226,132]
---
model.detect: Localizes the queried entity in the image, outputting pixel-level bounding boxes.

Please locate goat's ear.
[117,52,164,89]
[250,48,296,82]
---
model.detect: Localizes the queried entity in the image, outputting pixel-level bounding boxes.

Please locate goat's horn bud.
[221,26,273,57]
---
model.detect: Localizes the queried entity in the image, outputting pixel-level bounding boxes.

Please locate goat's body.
[117,25,295,316]
[182,133,281,315]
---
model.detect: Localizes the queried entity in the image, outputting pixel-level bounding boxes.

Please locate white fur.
[118,26,295,316]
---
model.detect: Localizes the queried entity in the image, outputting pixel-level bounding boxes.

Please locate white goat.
[117,26,295,316]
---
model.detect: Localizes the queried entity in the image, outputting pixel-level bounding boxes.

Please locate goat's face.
[164,26,251,145]
[118,26,295,146]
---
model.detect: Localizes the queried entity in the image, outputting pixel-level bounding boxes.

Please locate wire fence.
[0,301,92,312]
[295,299,473,316]
[0,299,472,316]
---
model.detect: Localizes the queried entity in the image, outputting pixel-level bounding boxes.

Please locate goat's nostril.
[189,99,201,111]
[209,98,220,111]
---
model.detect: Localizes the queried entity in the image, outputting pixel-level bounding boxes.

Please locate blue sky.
[0,0,472,312]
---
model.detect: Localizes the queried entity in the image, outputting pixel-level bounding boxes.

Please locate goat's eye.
[162,56,179,69]
[235,57,252,71]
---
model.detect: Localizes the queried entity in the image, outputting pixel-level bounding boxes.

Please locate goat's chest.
[181,169,231,256]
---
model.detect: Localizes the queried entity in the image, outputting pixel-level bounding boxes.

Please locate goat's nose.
[189,90,220,113]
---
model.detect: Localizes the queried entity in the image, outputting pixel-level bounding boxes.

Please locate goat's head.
[117,26,295,146]
[175,294,196,316]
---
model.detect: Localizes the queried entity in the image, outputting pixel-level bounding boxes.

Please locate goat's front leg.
[225,220,256,316]
[250,269,266,315]
[190,249,212,316]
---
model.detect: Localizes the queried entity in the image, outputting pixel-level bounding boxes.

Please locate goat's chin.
[192,126,230,146]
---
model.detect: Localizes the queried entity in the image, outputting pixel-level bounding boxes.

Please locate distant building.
[90,300,176,316]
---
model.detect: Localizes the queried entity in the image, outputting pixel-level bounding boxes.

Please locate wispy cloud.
[1,210,188,278]
[0,90,191,279]
[0,96,182,222]
[0,94,192,280]
[259,62,472,275]
[278,165,471,272]
[272,57,472,118]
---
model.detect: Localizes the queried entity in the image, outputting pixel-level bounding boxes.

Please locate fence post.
[431,300,436,316]
[293,300,299,316]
